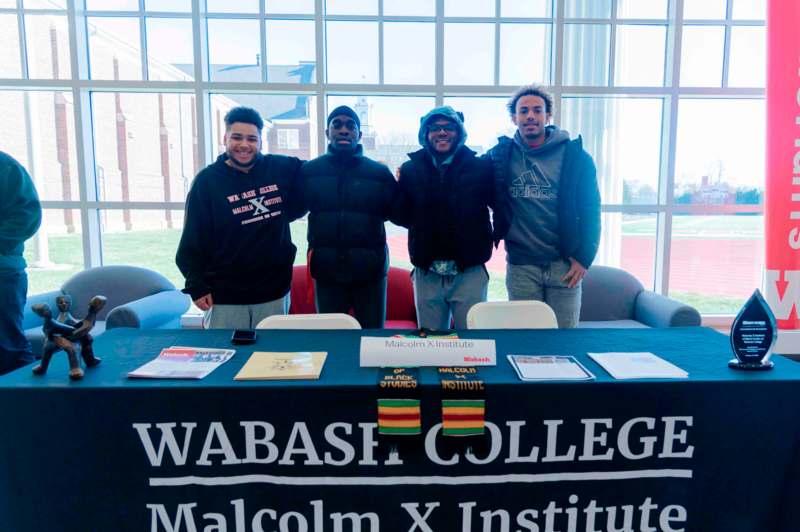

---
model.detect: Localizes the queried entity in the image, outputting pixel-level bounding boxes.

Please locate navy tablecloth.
[1,327,798,532]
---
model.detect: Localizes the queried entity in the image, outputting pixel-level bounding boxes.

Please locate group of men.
[0,84,600,376]
[176,84,601,331]
[0,83,601,376]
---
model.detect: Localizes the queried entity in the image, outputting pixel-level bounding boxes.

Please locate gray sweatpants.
[202,294,290,329]
[412,265,489,330]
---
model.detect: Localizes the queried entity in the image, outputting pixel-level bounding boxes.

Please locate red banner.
[764,0,800,329]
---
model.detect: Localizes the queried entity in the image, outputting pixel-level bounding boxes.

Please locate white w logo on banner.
[248,197,270,216]
[764,269,800,320]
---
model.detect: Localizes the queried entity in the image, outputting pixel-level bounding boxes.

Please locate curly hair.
[506,85,554,116]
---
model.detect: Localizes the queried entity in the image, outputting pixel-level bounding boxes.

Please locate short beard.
[428,132,459,156]
[428,142,455,159]
[226,153,257,171]
[520,129,545,145]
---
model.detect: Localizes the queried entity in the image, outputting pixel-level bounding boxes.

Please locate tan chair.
[466,301,558,329]
[256,313,361,330]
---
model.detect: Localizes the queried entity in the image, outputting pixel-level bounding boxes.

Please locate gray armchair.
[579,265,701,328]
[23,265,190,357]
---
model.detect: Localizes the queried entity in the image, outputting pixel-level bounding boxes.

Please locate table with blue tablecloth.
[1,326,799,532]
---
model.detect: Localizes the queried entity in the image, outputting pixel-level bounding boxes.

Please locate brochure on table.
[588,352,688,379]
[507,355,595,381]
[360,335,496,367]
[234,351,327,380]
[128,346,235,379]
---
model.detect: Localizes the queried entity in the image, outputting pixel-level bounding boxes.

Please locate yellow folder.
[234,351,327,381]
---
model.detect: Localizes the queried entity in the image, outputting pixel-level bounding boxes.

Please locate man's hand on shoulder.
[562,257,587,289]
[194,294,213,311]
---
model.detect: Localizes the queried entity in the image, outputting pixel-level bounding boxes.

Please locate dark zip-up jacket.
[176,153,303,304]
[485,135,601,269]
[395,145,494,271]
[295,145,398,284]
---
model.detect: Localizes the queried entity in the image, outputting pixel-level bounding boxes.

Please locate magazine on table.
[128,346,235,379]
[507,355,595,381]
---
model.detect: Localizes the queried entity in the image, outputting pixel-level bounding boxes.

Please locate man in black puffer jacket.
[394,106,494,330]
[294,106,398,328]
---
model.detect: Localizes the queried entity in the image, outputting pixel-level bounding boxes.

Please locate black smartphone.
[231,329,257,345]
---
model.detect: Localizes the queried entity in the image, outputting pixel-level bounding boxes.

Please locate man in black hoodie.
[294,106,398,328]
[395,106,494,330]
[176,106,303,329]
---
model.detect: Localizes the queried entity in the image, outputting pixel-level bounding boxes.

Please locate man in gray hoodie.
[395,106,494,330]
[485,85,600,328]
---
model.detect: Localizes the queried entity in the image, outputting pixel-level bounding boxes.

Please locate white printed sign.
[359,336,496,367]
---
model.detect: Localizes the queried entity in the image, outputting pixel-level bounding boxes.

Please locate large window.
[0,0,765,314]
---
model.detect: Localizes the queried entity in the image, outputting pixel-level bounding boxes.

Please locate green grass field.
[25,224,311,295]
[622,214,762,238]
[669,292,745,314]
[25,215,758,313]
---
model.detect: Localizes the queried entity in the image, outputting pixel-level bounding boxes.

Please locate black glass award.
[728,289,777,370]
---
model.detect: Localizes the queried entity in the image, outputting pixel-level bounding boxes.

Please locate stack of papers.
[507,355,595,381]
[128,346,235,379]
[588,352,688,379]
[234,351,327,380]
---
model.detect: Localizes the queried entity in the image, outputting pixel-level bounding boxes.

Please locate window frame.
[0,0,765,317]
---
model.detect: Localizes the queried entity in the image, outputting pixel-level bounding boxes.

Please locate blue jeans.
[0,271,33,375]
[506,260,582,328]
[413,265,489,330]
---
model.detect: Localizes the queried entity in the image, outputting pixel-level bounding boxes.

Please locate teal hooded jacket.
[0,152,42,274]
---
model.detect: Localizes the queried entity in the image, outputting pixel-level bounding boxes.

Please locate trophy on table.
[728,289,776,370]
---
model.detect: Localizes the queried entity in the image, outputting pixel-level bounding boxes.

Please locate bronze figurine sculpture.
[31,295,106,380]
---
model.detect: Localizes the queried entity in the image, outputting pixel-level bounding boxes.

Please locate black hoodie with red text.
[176,152,303,305]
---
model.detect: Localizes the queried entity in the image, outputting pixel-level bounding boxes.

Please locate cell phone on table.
[231,329,257,345]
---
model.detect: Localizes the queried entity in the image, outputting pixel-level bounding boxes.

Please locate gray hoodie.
[505,125,570,265]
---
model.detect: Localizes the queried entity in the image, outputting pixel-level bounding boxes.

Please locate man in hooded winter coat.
[395,106,495,330]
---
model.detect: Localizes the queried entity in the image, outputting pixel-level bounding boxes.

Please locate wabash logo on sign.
[765,270,800,325]
[133,417,695,532]
[765,0,800,329]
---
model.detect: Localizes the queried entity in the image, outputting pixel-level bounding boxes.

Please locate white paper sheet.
[588,352,688,379]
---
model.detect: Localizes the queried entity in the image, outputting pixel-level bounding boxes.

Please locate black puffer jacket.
[296,145,398,284]
[395,146,494,271]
